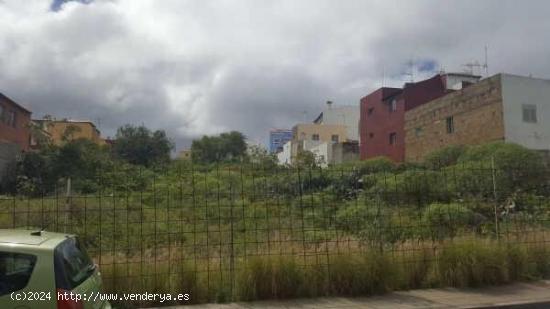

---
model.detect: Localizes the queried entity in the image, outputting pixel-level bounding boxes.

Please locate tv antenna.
[404,58,415,82]
[462,46,489,76]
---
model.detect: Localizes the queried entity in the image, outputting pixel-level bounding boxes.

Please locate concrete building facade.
[0,93,32,151]
[309,141,360,167]
[313,102,360,141]
[360,73,481,162]
[404,74,550,162]
[292,123,348,144]
[31,119,105,147]
[0,93,31,183]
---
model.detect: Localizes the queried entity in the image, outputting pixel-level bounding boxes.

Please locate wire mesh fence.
[2,162,550,307]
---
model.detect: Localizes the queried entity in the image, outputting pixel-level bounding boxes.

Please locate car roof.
[0,229,72,248]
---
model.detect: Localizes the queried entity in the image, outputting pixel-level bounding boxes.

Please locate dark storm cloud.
[1,0,550,150]
[207,65,331,144]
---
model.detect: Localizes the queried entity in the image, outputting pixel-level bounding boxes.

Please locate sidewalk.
[151,280,550,308]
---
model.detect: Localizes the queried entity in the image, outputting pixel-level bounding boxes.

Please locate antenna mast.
[462,46,489,76]
[382,64,386,87]
[484,45,489,76]
[404,58,414,82]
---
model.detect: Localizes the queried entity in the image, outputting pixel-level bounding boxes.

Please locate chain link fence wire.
[1,162,550,307]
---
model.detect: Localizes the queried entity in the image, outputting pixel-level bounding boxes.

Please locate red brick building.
[359,73,480,162]
[0,93,32,151]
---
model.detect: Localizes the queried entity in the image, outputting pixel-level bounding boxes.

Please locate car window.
[54,237,95,290]
[0,252,37,296]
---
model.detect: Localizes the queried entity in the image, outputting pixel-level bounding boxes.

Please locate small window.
[522,104,537,123]
[368,107,374,116]
[415,127,423,137]
[369,133,374,138]
[312,134,320,141]
[446,116,454,134]
[390,99,397,112]
[0,252,37,296]
[7,110,16,128]
[331,134,339,143]
[0,104,4,122]
[389,132,397,145]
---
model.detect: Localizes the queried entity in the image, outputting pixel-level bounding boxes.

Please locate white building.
[277,140,293,165]
[313,101,360,141]
[501,74,550,151]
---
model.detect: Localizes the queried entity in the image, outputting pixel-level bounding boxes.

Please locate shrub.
[421,203,482,241]
[437,241,509,287]
[370,170,453,206]
[328,251,395,296]
[236,256,304,301]
[424,145,466,169]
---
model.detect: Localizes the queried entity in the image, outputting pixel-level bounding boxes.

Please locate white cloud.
[0,0,549,149]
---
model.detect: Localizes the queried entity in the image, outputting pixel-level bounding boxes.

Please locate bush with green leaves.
[369,170,453,206]
[424,145,466,169]
[421,203,485,241]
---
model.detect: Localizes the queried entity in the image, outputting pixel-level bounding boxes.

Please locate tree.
[191,131,247,163]
[61,124,82,142]
[113,124,174,167]
[293,150,317,168]
[247,144,277,168]
[27,121,52,148]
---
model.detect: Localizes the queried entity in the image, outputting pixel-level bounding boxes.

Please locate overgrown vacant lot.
[1,142,550,308]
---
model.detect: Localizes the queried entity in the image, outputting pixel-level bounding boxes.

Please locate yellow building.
[32,119,105,146]
[292,123,348,143]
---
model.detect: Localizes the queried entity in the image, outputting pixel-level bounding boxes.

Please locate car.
[0,229,111,309]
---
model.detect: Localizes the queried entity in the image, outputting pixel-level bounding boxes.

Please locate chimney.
[326,100,333,110]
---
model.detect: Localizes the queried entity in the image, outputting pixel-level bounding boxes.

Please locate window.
[446,116,454,134]
[368,107,374,116]
[312,134,320,141]
[331,134,339,143]
[7,110,16,128]
[389,132,397,145]
[0,252,37,296]
[390,99,397,112]
[54,237,95,290]
[0,104,4,122]
[369,133,374,138]
[522,104,537,123]
[415,127,423,137]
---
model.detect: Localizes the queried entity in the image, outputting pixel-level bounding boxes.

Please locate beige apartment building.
[31,119,105,147]
[292,123,348,143]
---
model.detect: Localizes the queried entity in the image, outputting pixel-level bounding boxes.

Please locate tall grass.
[103,239,542,307]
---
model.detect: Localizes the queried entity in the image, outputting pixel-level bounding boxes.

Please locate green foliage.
[424,145,466,169]
[371,170,452,206]
[421,203,483,241]
[353,157,395,174]
[191,131,247,163]
[246,144,277,169]
[293,150,317,168]
[10,138,155,195]
[113,124,174,167]
[327,157,394,200]
[237,256,304,301]
[437,241,510,287]
[458,142,542,169]
[328,252,394,296]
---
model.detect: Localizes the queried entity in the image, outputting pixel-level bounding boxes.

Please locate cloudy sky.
[1,0,549,150]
